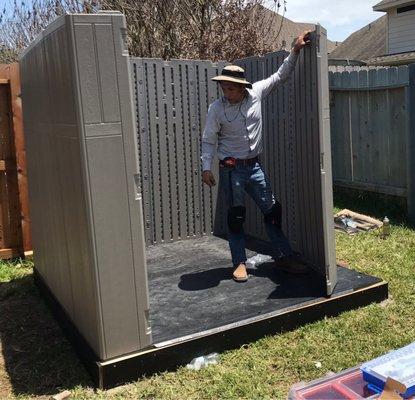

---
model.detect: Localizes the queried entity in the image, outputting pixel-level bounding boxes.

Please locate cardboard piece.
[334,209,383,235]
[379,377,407,399]
[335,209,383,227]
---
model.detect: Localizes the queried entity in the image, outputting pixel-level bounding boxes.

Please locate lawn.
[1,191,414,399]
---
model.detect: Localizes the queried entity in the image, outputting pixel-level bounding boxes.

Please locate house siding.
[388,7,415,53]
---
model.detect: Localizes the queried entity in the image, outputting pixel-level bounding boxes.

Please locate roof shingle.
[329,15,387,60]
[366,51,415,65]
[252,6,339,54]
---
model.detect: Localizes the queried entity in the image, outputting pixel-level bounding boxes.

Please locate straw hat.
[212,65,252,88]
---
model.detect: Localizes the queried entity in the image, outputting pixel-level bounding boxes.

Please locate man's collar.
[221,89,250,106]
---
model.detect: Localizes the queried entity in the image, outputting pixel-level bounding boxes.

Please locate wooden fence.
[329,64,415,223]
[0,64,31,257]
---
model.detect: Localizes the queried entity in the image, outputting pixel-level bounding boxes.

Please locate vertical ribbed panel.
[132,27,336,292]
[236,28,336,288]
[132,58,226,245]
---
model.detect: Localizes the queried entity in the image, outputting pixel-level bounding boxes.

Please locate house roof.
[373,0,415,11]
[366,51,415,65]
[329,15,387,61]
[253,6,340,54]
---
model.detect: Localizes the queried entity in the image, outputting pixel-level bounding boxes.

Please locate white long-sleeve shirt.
[201,51,299,171]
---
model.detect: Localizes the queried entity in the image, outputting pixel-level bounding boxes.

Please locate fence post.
[8,64,31,252]
[0,64,31,256]
[0,66,26,259]
[407,64,415,225]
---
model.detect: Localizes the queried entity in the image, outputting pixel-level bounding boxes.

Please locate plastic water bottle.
[186,353,219,370]
[246,253,272,268]
[344,217,357,228]
[382,216,390,238]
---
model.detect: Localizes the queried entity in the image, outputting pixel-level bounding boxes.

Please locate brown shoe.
[275,256,309,274]
[233,263,248,282]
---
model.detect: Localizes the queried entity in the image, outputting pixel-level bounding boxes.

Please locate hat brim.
[212,75,252,88]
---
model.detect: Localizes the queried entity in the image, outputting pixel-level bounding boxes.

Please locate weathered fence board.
[329,64,415,223]
[0,64,31,257]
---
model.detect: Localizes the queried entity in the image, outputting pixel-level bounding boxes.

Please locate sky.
[272,0,384,42]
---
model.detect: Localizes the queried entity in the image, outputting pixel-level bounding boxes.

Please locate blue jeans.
[219,162,294,266]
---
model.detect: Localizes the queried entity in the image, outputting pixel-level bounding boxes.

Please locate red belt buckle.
[223,157,236,168]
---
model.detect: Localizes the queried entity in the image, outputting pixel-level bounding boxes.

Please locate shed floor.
[146,235,382,344]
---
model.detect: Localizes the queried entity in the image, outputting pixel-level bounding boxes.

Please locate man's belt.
[219,156,259,168]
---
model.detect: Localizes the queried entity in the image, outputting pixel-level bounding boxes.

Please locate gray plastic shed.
[19,11,387,388]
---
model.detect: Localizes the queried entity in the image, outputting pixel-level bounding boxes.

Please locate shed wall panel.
[132,28,336,288]
[20,12,151,360]
[131,58,225,244]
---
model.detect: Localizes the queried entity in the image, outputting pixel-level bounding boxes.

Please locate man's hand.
[202,170,216,187]
[293,30,312,54]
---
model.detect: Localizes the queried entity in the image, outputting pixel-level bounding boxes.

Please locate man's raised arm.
[252,31,311,99]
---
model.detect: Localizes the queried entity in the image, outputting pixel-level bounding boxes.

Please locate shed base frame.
[34,266,388,390]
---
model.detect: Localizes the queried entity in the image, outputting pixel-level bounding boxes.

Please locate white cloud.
[267,0,384,41]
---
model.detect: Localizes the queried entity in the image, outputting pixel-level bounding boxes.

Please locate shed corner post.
[315,25,337,296]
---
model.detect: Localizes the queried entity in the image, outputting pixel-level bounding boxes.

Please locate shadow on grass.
[0,274,91,397]
[333,187,410,227]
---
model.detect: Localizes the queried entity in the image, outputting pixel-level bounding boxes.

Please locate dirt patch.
[0,341,13,398]
[0,275,91,398]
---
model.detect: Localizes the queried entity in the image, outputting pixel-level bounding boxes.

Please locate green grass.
[1,192,415,399]
[0,258,35,304]
[0,258,33,283]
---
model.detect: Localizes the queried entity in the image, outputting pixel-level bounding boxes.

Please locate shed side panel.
[20,17,103,355]
[71,13,151,358]
[21,12,152,361]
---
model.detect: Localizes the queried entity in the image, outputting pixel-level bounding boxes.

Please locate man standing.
[202,31,311,282]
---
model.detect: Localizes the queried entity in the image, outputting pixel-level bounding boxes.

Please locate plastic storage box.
[289,367,381,399]
[361,342,415,399]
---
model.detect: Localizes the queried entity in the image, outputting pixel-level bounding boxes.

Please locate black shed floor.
[36,235,387,389]
[146,235,384,344]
